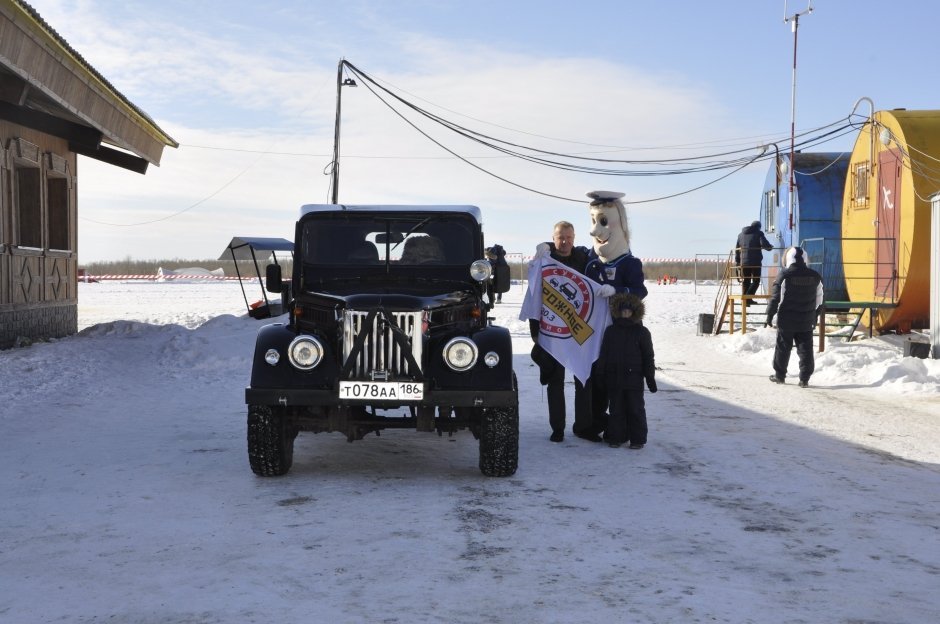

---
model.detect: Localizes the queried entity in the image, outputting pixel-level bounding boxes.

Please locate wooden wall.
[0,120,78,348]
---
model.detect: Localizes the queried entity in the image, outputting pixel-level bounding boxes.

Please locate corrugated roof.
[8,0,177,148]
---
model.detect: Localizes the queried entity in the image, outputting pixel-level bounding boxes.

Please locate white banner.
[519,257,612,385]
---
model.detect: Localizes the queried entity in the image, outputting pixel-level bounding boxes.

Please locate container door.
[876,149,901,299]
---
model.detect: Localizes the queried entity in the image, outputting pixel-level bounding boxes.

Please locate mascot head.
[587,190,630,263]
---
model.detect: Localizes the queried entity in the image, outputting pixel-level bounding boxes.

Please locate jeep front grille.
[343,311,423,378]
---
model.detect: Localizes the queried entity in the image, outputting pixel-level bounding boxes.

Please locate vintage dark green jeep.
[246,204,517,477]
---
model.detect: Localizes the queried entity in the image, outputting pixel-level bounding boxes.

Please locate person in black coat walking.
[594,292,657,449]
[765,246,824,387]
[735,221,773,304]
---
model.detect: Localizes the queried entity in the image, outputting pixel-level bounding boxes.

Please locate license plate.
[338,381,424,401]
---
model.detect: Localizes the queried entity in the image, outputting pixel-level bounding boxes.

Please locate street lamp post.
[784,1,813,232]
[330,59,357,204]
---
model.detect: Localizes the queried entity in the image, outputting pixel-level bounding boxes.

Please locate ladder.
[712,254,770,335]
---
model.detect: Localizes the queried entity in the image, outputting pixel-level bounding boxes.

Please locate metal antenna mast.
[783,1,813,231]
[330,59,357,204]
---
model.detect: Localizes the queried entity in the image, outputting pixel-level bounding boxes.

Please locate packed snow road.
[1,281,937,623]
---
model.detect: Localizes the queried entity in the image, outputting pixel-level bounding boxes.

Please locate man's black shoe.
[769,375,785,384]
[628,443,645,450]
[550,432,564,443]
[798,380,809,388]
[574,431,603,443]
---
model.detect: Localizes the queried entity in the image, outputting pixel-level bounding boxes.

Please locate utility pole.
[784,1,813,231]
[330,59,357,204]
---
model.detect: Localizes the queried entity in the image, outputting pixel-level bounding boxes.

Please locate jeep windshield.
[299,211,479,291]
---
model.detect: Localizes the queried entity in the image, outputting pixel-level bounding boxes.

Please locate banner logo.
[539,266,594,345]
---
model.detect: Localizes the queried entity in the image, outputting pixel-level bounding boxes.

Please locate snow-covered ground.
[1,280,938,623]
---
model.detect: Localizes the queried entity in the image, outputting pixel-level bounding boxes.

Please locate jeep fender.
[425,324,515,391]
[249,323,340,389]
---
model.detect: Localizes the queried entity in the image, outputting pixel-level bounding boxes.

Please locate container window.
[763,189,777,233]
[852,161,870,208]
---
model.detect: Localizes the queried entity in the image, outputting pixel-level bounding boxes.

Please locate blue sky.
[28,0,940,262]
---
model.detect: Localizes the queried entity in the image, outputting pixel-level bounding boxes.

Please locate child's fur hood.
[609,292,645,321]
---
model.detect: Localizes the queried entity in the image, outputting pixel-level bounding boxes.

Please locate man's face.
[552,226,575,257]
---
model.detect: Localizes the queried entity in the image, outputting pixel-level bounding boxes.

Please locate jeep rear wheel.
[247,405,297,476]
[479,404,519,477]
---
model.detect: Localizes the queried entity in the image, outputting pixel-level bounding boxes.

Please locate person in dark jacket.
[485,244,509,305]
[529,221,593,443]
[594,292,657,449]
[735,221,773,305]
[765,246,824,387]
[489,244,508,303]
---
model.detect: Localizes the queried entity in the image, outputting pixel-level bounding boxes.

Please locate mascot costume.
[583,191,648,300]
[582,191,648,439]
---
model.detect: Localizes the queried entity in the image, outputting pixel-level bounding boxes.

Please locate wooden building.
[0,0,176,348]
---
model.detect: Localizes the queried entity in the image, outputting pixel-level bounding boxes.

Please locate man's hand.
[596,284,616,298]
[535,243,551,259]
[647,378,658,393]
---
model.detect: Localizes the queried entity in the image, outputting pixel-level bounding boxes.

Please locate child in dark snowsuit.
[595,293,657,449]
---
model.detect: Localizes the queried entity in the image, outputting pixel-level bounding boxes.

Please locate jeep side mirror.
[265,263,283,293]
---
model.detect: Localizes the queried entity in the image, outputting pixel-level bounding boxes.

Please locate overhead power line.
[340,60,858,204]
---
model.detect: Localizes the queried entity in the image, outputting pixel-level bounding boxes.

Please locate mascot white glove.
[596,284,616,298]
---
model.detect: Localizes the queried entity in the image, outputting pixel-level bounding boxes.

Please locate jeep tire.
[478,403,519,477]
[247,404,297,476]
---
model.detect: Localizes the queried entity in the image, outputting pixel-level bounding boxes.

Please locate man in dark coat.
[765,246,824,387]
[529,221,593,443]
[594,292,657,449]
[735,220,773,304]
[485,244,509,305]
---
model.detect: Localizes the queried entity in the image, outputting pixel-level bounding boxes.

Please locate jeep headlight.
[443,337,478,371]
[470,260,492,282]
[288,335,324,370]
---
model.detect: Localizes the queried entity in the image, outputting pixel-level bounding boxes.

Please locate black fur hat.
[609,292,645,321]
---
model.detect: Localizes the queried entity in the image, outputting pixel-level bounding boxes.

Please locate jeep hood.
[303,290,478,311]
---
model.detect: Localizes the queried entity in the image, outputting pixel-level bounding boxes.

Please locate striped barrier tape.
[81,274,257,281]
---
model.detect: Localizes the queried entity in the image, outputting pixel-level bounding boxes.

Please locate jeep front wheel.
[479,404,519,477]
[247,405,297,476]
